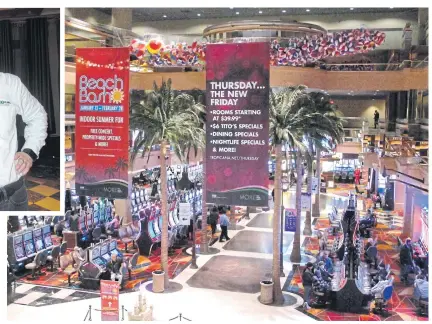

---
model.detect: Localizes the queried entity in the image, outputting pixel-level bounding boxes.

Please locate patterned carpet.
[16,237,192,293]
[284,212,428,321]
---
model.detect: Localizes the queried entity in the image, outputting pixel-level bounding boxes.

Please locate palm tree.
[307,93,344,219]
[269,86,317,304]
[115,157,128,179]
[104,166,117,179]
[75,166,88,183]
[130,79,205,288]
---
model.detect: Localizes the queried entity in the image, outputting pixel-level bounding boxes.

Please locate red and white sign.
[100,280,120,321]
[75,48,130,198]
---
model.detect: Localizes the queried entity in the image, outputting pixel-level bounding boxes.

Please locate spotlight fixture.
[282,10,286,13]
[259,10,262,14]
[306,9,310,12]
[163,15,167,18]
[350,8,354,10]
[236,12,239,15]
[229,7,233,9]
[197,13,201,16]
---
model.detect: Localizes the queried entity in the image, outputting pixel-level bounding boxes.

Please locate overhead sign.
[205,42,270,206]
[301,193,312,211]
[100,280,120,321]
[179,202,192,225]
[311,177,319,194]
[284,208,296,232]
[75,47,130,199]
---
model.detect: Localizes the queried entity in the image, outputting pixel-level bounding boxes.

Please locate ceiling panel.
[95,7,417,22]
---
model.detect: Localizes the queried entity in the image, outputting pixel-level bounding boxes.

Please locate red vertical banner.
[75,48,130,199]
[100,280,120,321]
[205,42,270,206]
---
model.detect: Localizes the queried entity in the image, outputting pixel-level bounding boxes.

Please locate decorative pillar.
[111,8,133,47]
[403,186,414,237]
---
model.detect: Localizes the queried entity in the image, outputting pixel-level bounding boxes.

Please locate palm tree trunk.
[200,149,209,254]
[272,144,284,304]
[160,141,169,287]
[303,143,313,236]
[290,151,302,263]
[312,148,321,218]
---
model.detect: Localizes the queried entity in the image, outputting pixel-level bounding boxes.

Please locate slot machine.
[89,244,106,269]
[109,239,123,258]
[32,227,45,252]
[23,230,37,258]
[93,208,100,226]
[42,225,53,249]
[100,240,111,263]
[86,208,94,230]
[78,210,86,233]
[7,233,27,272]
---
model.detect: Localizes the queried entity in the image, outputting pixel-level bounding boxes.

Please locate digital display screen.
[131,199,136,206]
[44,236,53,248]
[140,189,144,197]
[94,258,105,266]
[15,246,25,259]
[92,246,100,259]
[148,221,157,239]
[109,240,116,251]
[24,232,33,241]
[101,243,109,255]
[35,237,44,251]
[131,192,136,200]
[153,219,160,235]
[42,225,50,235]
[25,241,35,255]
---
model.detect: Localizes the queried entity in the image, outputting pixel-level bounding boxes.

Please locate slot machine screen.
[101,243,109,256]
[14,236,25,259]
[131,199,136,207]
[131,192,136,200]
[134,206,138,213]
[42,225,53,248]
[24,232,35,255]
[93,209,99,224]
[148,221,157,239]
[92,246,100,260]
[33,228,44,251]
[140,189,144,197]
[153,218,161,235]
[109,240,117,252]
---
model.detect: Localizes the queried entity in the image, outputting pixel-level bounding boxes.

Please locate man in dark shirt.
[400,238,414,284]
[374,110,380,129]
[302,262,315,310]
[106,252,124,286]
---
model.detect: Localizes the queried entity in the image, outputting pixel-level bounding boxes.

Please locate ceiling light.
[229,7,233,9]
[236,11,239,15]
[282,10,286,13]
[350,8,354,10]
[306,9,310,12]
[163,15,167,18]
[197,13,201,16]
[376,90,380,91]
[259,10,262,14]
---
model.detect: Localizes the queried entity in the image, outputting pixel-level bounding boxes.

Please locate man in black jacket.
[400,238,414,284]
[302,262,315,310]
[106,252,124,287]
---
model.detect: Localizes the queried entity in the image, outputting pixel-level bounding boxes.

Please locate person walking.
[0,73,48,211]
[219,209,230,242]
[373,110,380,129]
[208,206,219,237]
[400,238,415,284]
[302,262,315,310]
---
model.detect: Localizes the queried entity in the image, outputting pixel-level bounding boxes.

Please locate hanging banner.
[100,280,120,321]
[205,42,270,206]
[75,48,130,199]
[179,203,192,225]
[301,193,312,211]
[284,208,296,232]
[311,177,319,194]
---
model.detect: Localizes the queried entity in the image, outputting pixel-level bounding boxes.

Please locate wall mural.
[129,28,386,68]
